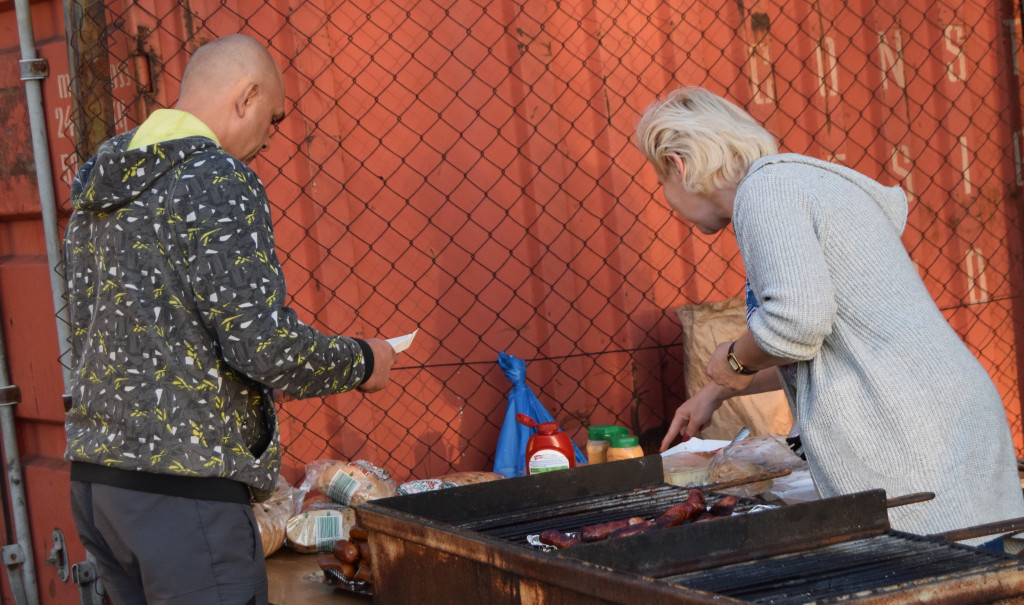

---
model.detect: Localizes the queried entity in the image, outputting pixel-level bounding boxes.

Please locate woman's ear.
[669,155,686,179]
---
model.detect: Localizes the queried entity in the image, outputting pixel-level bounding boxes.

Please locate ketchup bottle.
[517,413,576,475]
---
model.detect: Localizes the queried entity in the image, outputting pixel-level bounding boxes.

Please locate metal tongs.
[730,427,751,443]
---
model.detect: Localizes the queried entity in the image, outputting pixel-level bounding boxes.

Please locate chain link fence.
[56,0,1024,485]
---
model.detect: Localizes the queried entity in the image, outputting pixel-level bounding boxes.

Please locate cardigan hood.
[747,154,908,235]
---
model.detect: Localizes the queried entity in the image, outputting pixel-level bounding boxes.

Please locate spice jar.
[606,434,644,462]
[585,424,618,464]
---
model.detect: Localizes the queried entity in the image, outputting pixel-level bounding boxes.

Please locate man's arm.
[184,160,391,397]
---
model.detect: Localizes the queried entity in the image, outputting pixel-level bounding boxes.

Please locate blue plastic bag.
[493,352,587,478]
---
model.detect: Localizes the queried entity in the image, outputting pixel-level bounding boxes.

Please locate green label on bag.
[326,472,359,505]
[314,513,342,552]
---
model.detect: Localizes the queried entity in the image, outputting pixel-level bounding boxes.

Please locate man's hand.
[357,337,398,393]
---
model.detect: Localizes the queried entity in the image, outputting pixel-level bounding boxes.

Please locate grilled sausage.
[662,496,704,521]
[317,555,345,574]
[655,507,686,527]
[554,489,717,546]
[353,538,372,564]
[709,495,739,517]
[340,562,357,580]
[353,561,373,584]
[333,539,360,564]
[318,555,358,582]
[608,519,656,539]
[539,529,581,548]
[580,516,646,542]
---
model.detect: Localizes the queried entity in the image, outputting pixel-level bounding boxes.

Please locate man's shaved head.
[176,34,285,164]
[180,35,279,101]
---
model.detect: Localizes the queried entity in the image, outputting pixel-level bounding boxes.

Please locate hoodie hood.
[747,154,908,234]
[71,130,221,213]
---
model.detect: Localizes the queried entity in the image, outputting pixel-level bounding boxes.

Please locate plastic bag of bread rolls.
[301,489,349,511]
[396,470,504,495]
[707,434,806,498]
[285,507,357,553]
[395,478,450,495]
[438,470,503,486]
[253,476,301,557]
[303,459,397,507]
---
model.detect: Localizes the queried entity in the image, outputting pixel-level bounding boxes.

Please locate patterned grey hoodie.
[63,131,370,495]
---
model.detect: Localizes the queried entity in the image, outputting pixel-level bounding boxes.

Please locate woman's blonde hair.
[635,87,778,193]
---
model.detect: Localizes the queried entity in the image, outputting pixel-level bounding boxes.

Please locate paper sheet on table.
[386,329,418,353]
[660,437,731,457]
[768,468,820,504]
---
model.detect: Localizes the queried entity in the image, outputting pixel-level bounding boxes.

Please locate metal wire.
[57,0,1024,485]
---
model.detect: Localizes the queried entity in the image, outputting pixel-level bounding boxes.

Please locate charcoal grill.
[357,455,1024,604]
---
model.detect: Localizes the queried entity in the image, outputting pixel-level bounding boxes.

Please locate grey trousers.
[70,481,268,605]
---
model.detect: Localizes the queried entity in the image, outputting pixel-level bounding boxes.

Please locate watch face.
[728,354,741,372]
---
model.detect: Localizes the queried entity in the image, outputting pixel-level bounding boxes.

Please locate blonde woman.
[640,86,1023,545]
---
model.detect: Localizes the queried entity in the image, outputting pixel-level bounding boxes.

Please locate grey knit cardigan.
[734,154,1024,543]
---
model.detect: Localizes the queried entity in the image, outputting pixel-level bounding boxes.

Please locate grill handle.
[886,492,934,508]
[931,516,1024,543]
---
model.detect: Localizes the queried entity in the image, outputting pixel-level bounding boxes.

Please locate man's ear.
[235,82,259,117]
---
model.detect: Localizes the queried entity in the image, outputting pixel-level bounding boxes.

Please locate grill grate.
[459,484,751,543]
[359,458,1024,605]
[667,531,1016,604]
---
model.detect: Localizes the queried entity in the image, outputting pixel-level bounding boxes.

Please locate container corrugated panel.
[3,0,1024,601]
[49,0,1024,477]
[14,0,1024,484]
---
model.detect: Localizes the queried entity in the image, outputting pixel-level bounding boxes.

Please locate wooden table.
[266,549,372,604]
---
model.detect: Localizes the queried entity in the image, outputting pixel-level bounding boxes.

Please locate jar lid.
[604,425,630,439]
[587,424,617,439]
[609,435,639,448]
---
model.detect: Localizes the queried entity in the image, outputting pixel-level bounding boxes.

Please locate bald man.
[62,34,396,604]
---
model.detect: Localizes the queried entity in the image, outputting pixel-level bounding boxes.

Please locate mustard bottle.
[587,425,629,464]
[607,435,644,462]
[584,425,610,464]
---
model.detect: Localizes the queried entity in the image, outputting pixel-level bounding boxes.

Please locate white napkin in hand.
[386,329,418,353]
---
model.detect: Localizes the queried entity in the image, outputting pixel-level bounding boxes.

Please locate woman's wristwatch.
[727,341,757,375]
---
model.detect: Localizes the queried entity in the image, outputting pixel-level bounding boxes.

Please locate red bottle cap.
[535,421,560,435]
[516,413,538,428]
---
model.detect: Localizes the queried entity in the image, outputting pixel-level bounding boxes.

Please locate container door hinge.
[2,544,30,605]
[0,385,20,406]
[44,529,68,582]
[71,560,102,605]
[18,58,48,81]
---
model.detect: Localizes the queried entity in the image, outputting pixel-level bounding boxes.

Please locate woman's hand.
[706,340,758,391]
[659,383,732,451]
[660,362,784,452]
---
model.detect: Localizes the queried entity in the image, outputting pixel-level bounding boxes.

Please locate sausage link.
[539,529,581,548]
[333,539,360,564]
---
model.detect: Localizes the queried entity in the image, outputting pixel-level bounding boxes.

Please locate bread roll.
[395,470,504,495]
[253,477,299,557]
[437,471,503,486]
[316,460,396,506]
[285,507,357,553]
